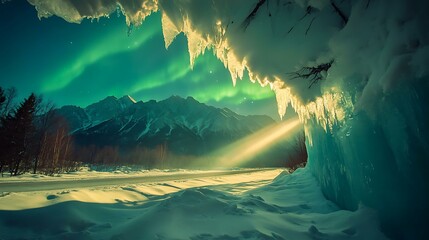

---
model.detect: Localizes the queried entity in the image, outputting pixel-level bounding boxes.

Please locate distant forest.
[0,86,307,176]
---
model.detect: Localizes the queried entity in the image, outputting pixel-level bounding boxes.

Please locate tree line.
[0,86,78,176]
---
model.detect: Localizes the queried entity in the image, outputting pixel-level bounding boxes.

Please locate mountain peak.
[162,95,187,104]
[103,95,118,101]
[166,95,184,100]
[186,96,198,102]
[163,95,200,103]
[83,95,135,124]
[119,95,137,104]
[85,96,116,108]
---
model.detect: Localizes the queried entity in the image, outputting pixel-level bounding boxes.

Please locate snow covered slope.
[0,168,388,239]
[85,95,135,125]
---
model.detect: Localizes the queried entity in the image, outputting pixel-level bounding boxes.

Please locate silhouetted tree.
[0,88,79,176]
[2,93,37,176]
[32,97,56,174]
[1,87,17,117]
[37,116,74,175]
[0,87,18,175]
[0,87,16,175]
[0,90,7,174]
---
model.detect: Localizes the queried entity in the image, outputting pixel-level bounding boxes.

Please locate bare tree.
[32,97,56,174]
[1,87,17,117]
[38,118,74,175]
[288,60,334,88]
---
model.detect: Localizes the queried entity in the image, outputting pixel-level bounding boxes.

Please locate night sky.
[0,1,287,120]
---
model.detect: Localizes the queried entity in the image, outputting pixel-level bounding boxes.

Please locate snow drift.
[21,0,429,238]
[0,169,388,239]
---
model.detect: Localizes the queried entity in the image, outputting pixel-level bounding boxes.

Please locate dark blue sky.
[0,1,287,119]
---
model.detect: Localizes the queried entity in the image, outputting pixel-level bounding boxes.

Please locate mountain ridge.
[51,95,302,168]
[56,95,275,151]
[57,95,274,133]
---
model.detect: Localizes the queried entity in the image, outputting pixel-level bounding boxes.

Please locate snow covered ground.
[0,166,219,182]
[0,168,387,239]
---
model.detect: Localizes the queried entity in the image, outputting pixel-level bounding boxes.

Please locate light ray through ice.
[212,118,301,168]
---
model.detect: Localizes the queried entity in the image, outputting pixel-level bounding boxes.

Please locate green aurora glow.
[0,1,283,119]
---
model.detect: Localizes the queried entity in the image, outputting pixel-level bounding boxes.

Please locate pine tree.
[5,93,37,176]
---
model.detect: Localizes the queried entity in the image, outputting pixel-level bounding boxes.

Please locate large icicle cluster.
[22,0,429,238]
[27,0,350,128]
[157,0,351,128]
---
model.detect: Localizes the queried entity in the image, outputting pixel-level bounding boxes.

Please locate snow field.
[0,168,387,239]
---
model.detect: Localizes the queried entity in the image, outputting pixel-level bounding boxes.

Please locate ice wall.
[304,1,429,238]
[22,0,429,238]
[307,80,429,238]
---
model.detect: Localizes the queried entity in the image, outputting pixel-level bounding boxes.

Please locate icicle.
[273,87,290,120]
[161,12,180,49]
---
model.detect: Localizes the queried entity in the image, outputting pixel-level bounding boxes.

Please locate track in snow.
[0,169,268,193]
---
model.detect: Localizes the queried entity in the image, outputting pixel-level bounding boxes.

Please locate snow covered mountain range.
[55,95,278,156]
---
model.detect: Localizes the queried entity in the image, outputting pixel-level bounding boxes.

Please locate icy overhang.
[24,0,429,131]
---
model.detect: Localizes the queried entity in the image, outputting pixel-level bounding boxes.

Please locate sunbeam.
[212,118,301,168]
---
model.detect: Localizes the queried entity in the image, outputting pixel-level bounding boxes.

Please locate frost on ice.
[23,0,429,238]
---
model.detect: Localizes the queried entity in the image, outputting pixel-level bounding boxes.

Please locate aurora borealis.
[0,1,283,119]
